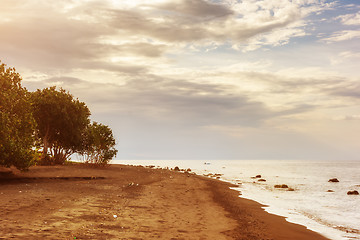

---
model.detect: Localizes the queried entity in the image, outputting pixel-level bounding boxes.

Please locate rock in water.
[328,178,339,182]
[347,190,359,195]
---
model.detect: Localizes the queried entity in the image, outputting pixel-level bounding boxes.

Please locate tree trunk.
[42,125,50,160]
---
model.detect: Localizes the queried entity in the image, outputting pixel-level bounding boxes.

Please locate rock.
[174,166,180,171]
[186,168,191,172]
[258,179,266,182]
[328,178,339,183]
[347,190,359,195]
[274,184,288,188]
[256,175,262,178]
[327,190,334,192]
[288,188,295,191]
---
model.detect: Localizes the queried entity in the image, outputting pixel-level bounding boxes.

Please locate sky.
[1,0,360,160]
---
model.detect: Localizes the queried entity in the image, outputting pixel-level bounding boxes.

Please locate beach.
[0,164,329,239]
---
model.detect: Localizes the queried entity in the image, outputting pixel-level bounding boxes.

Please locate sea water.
[113,159,360,240]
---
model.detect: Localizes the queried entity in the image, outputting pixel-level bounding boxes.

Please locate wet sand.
[0,164,329,239]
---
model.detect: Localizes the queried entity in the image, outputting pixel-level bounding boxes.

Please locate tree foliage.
[82,122,118,165]
[31,87,91,165]
[0,60,118,169]
[0,62,35,170]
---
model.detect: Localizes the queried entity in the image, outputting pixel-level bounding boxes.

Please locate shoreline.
[197,174,330,240]
[0,164,329,239]
[214,177,345,240]
[115,159,360,240]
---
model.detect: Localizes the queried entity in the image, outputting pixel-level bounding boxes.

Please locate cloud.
[24,74,311,127]
[152,0,234,20]
[116,43,168,58]
[0,1,170,73]
[335,11,360,26]
[330,82,360,99]
[236,21,307,51]
[63,77,275,127]
[1,0,329,63]
[330,51,360,65]
[108,0,310,47]
[108,9,211,42]
[0,0,334,85]
[321,30,360,43]
[333,115,360,121]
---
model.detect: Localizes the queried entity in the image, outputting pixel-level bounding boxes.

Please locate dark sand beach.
[0,164,329,239]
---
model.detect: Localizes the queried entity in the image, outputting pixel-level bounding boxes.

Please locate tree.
[31,87,90,164]
[81,122,118,165]
[0,61,35,170]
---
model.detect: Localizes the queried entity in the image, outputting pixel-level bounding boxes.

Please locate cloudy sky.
[1,0,360,160]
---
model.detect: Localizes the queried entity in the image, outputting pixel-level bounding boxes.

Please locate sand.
[0,164,329,240]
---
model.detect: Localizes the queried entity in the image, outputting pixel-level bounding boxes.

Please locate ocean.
[113,159,360,240]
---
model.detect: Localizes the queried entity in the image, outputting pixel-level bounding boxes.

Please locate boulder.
[347,190,359,195]
[256,175,262,178]
[327,190,334,192]
[288,188,295,191]
[274,184,289,188]
[328,178,339,183]
[258,179,266,182]
[174,166,180,171]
